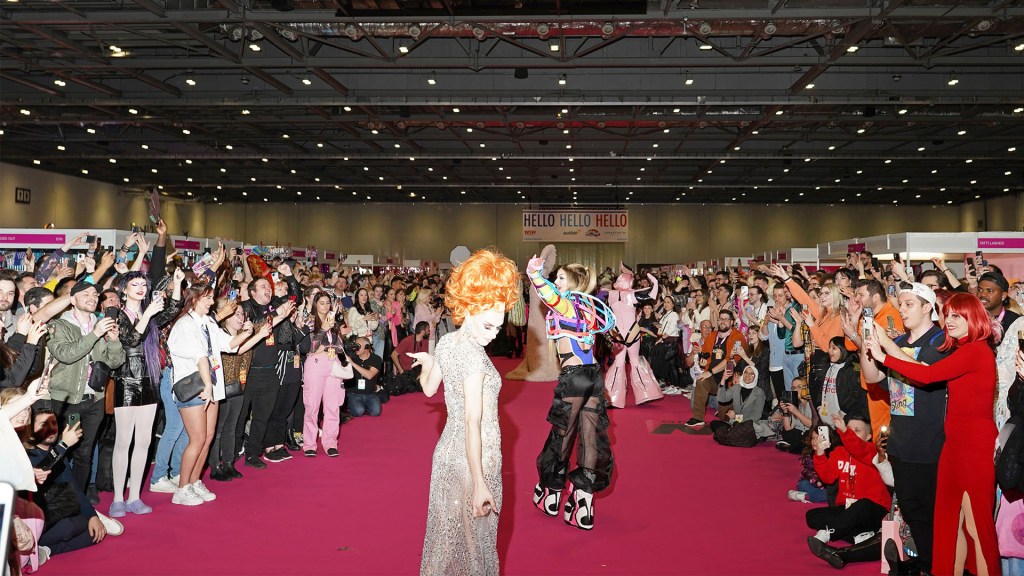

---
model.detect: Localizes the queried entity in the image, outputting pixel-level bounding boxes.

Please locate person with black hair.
[816,336,868,428]
[107,268,184,518]
[978,271,1020,339]
[806,414,890,568]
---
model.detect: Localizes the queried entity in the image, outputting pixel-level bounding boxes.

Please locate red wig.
[938,292,993,352]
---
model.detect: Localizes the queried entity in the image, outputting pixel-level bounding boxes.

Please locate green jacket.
[47,314,126,405]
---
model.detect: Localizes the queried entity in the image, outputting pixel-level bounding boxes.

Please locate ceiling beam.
[242,66,294,95]
[0,72,64,96]
[311,67,350,96]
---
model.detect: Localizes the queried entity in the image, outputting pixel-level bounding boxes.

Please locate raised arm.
[526,255,573,318]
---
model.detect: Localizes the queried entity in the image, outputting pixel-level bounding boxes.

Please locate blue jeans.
[797,479,828,503]
[372,332,385,360]
[782,353,803,392]
[347,393,382,417]
[151,367,188,483]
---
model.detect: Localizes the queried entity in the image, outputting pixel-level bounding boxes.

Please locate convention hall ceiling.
[1,0,1022,205]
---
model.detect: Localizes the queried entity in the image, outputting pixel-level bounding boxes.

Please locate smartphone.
[817,425,831,443]
[104,306,120,320]
[886,316,896,332]
[892,253,902,264]
[229,289,238,301]
[272,272,280,282]
[86,235,96,244]
[726,359,736,372]
[967,257,977,275]
[887,284,896,297]
[131,225,141,233]
[37,448,63,472]
[66,412,81,430]
[976,250,988,267]
[0,481,15,562]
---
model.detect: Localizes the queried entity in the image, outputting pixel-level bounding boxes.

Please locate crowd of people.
[3,223,1024,576]
[0,222,467,574]
[618,252,1024,575]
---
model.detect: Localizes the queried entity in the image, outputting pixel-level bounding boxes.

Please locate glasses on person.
[362,344,372,350]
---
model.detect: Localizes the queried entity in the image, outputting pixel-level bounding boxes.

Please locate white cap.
[905,282,939,321]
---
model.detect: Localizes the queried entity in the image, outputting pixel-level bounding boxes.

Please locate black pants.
[778,427,807,453]
[53,396,106,492]
[536,364,613,494]
[238,367,279,458]
[805,498,889,543]
[889,457,939,573]
[209,394,244,466]
[266,378,301,448]
[650,338,679,387]
[39,514,95,556]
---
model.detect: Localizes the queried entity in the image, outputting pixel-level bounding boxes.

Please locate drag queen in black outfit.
[527,256,615,530]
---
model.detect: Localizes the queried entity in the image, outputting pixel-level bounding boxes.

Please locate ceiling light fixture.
[847,45,859,53]
[947,74,959,86]
[550,42,560,52]
[805,83,815,89]
[699,43,713,50]
[427,71,437,85]
[54,79,66,87]
[249,43,261,52]
[558,74,566,85]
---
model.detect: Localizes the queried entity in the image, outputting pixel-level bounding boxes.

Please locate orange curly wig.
[444,248,521,326]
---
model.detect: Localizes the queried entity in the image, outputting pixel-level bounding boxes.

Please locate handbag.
[331,359,353,380]
[223,380,243,399]
[172,372,204,402]
[87,361,111,392]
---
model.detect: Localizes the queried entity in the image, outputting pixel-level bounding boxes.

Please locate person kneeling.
[344,337,384,417]
[806,414,890,568]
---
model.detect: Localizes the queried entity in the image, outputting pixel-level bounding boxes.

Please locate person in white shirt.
[167,284,269,506]
[651,295,681,388]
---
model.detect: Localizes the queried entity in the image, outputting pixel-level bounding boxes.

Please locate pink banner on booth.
[978,238,1024,250]
[173,239,201,250]
[0,233,66,245]
[847,243,865,252]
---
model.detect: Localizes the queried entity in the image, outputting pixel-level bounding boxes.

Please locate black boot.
[807,536,845,569]
[837,532,882,564]
[284,430,301,451]
[884,538,920,576]
[226,459,243,479]
[210,463,233,482]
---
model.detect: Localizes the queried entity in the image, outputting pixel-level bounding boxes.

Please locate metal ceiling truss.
[1,0,1022,205]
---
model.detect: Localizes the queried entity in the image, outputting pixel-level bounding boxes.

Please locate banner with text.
[522,210,629,242]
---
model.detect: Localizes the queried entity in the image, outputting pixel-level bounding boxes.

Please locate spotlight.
[763,23,777,36]
[536,23,550,38]
[600,23,615,38]
[229,26,245,41]
[698,22,712,35]
[344,24,359,39]
[279,28,299,41]
[408,24,422,38]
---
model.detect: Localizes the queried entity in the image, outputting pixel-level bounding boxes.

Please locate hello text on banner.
[522,210,629,243]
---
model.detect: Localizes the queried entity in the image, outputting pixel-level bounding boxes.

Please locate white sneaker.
[787,490,809,503]
[813,528,835,543]
[854,531,875,544]
[191,480,217,502]
[38,545,51,567]
[171,485,204,506]
[149,475,179,494]
[95,511,124,536]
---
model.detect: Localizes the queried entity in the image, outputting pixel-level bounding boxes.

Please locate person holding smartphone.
[46,282,126,503]
[806,414,890,568]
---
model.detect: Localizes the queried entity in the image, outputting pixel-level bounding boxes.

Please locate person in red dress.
[864,292,999,576]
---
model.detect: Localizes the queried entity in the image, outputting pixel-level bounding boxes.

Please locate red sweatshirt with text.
[813,428,892,510]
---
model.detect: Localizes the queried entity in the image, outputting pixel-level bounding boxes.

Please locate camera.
[342,338,362,356]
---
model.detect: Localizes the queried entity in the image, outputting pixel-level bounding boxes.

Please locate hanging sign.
[522,209,628,242]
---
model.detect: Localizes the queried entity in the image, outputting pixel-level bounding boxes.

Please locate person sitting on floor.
[787,427,828,504]
[806,414,890,569]
[777,377,815,454]
[23,408,124,560]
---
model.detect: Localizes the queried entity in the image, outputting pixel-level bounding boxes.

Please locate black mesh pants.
[536,363,614,494]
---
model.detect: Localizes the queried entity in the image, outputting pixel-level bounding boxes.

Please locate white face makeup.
[463,305,507,346]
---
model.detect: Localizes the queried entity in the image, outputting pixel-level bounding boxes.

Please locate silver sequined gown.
[420,332,502,576]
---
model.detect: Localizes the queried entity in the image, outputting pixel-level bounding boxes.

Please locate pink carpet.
[57,357,880,575]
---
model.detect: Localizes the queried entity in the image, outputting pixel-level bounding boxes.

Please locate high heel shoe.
[532,484,560,517]
[563,483,594,530]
